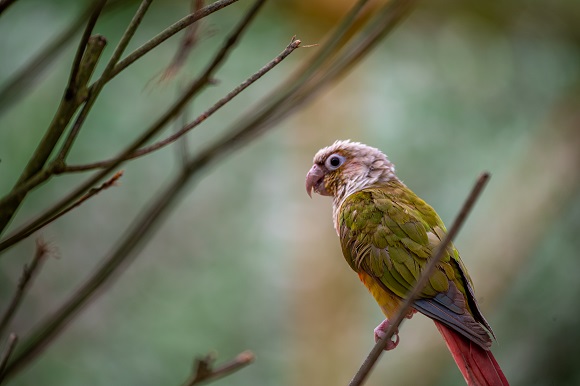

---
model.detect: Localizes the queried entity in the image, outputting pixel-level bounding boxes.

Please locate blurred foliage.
[1,0,579,385]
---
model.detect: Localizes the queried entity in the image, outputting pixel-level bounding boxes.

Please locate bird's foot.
[374,319,399,351]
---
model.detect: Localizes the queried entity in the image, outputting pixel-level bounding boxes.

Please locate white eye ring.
[325,154,346,171]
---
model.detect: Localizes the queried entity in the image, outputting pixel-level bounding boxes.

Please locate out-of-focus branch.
[0,240,50,339]
[181,351,255,386]
[0,334,18,383]
[0,172,123,252]
[0,0,266,254]
[108,0,240,80]
[0,0,19,15]
[160,0,204,82]
[63,37,303,172]
[348,173,490,386]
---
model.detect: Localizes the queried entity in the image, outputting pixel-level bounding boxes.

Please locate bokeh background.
[1,0,580,385]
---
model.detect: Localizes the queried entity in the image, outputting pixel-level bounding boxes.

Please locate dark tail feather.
[434,320,509,386]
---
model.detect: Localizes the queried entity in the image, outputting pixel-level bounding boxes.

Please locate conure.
[305,140,508,386]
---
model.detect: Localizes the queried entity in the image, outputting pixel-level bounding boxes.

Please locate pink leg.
[374,319,399,351]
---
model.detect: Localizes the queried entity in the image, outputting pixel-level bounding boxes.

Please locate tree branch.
[0,334,18,383]
[63,36,303,172]
[348,173,491,386]
[181,351,255,386]
[0,0,266,254]
[107,0,241,81]
[0,239,50,339]
[65,0,108,101]
[55,0,154,163]
[0,172,123,252]
[0,2,109,236]
[160,0,205,82]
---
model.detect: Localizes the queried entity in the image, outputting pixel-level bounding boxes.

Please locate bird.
[305,140,508,386]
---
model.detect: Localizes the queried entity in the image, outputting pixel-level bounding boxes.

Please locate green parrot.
[305,140,508,386]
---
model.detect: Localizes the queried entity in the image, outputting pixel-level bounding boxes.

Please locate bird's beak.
[305,164,326,198]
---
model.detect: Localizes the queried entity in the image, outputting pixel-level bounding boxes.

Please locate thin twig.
[56,0,154,162]
[160,0,204,82]
[64,37,302,172]
[182,350,254,386]
[0,0,266,255]
[0,240,50,339]
[66,0,108,100]
[0,334,18,382]
[0,2,96,116]
[0,172,123,251]
[348,173,491,386]
[108,0,240,81]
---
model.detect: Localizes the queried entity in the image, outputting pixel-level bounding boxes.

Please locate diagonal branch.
[181,351,255,386]
[55,0,155,163]
[348,173,491,386]
[0,0,267,254]
[65,0,108,101]
[160,0,205,82]
[0,334,18,383]
[0,172,123,252]
[63,37,303,172]
[0,240,50,339]
[107,0,240,81]
[0,1,109,236]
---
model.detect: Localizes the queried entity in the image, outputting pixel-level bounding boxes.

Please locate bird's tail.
[433,320,509,386]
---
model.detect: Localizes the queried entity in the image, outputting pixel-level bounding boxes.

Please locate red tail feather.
[434,320,509,386]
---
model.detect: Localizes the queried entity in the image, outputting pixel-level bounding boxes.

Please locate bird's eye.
[325,154,345,170]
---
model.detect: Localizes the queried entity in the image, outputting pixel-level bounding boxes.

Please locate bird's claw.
[374,319,399,351]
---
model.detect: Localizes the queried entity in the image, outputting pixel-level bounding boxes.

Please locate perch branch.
[63,37,302,172]
[0,240,50,339]
[0,0,416,378]
[181,351,255,386]
[348,172,491,386]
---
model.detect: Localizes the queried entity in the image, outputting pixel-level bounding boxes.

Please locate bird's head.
[305,140,397,201]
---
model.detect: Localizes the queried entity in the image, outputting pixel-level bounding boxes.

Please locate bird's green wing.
[338,181,493,349]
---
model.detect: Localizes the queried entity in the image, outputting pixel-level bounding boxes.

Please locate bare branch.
[0,0,266,256]
[56,0,155,163]
[0,0,19,15]
[0,240,50,339]
[63,37,303,172]
[348,173,491,386]
[0,334,18,382]
[0,172,123,252]
[160,0,205,82]
[181,351,255,386]
[108,0,241,81]
[66,0,108,100]
[0,1,98,116]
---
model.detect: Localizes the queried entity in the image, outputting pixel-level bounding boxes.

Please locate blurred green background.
[1,0,579,385]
